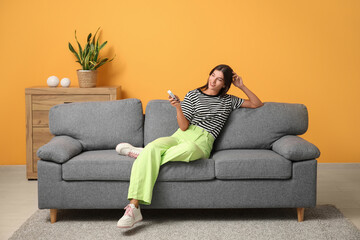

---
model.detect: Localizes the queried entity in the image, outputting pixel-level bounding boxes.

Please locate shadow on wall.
[97,45,125,88]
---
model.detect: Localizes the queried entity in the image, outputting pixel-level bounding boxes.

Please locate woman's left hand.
[232,71,244,88]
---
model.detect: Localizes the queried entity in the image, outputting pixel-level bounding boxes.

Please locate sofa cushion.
[62,150,215,181]
[37,136,83,163]
[212,149,292,179]
[49,99,144,151]
[144,101,308,151]
[144,100,179,146]
[272,135,321,161]
[213,102,308,151]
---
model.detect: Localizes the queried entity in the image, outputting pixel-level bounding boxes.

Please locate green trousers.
[127,124,215,205]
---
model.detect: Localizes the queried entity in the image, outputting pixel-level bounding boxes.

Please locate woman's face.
[208,70,225,93]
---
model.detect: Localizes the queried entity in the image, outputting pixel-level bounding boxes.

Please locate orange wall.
[0,0,359,164]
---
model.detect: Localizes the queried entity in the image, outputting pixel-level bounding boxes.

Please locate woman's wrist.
[176,105,182,111]
[238,84,246,91]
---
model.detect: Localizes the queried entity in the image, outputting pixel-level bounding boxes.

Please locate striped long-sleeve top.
[180,88,244,140]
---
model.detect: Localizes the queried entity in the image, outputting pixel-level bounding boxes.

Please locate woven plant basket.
[77,70,97,88]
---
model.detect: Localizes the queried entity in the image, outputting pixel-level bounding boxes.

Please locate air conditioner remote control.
[167,90,178,100]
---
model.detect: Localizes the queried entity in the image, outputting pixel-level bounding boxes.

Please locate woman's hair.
[198,64,234,97]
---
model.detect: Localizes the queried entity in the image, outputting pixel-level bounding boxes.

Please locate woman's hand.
[232,71,244,88]
[168,95,189,130]
[168,95,181,108]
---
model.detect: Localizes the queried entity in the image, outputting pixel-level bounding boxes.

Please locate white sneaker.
[115,143,144,158]
[117,204,143,228]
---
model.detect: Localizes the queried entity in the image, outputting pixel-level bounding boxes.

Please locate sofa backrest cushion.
[49,99,144,150]
[144,101,308,150]
[144,100,179,146]
[213,102,308,151]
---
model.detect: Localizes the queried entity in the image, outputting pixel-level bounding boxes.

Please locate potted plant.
[68,27,115,87]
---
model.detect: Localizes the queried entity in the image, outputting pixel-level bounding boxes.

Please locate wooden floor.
[1,164,360,239]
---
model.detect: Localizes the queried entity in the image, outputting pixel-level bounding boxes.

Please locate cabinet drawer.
[32,94,110,110]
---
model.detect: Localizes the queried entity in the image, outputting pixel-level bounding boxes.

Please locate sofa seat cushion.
[62,150,215,181]
[212,149,292,180]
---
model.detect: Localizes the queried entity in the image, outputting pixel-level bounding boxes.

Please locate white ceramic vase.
[60,78,71,87]
[47,76,59,87]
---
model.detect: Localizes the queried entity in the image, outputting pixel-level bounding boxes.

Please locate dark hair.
[198,64,234,97]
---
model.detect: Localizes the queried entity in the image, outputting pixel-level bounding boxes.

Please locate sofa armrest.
[37,136,83,163]
[272,135,320,161]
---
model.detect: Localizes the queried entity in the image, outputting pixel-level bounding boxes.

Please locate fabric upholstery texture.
[212,149,292,180]
[36,136,82,163]
[272,135,321,161]
[49,99,144,150]
[144,101,309,151]
[38,159,317,209]
[144,100,179,146]
[62,150,215,182]
[213,102,308,151]
[37,100,319,211]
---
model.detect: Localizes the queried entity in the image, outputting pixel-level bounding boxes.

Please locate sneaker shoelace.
[124,204,134,218]
[128,151,139,158]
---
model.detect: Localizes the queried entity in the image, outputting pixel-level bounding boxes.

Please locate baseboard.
[318,163,360,169]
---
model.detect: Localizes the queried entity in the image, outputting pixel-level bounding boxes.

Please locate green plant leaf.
[94,58,109,69]
[109,54,116,62]
[99,41,107,50]
[94,51,99,62]
[90,44,97,62]
[87,33,92,43]
[74,30,83,59]
[83,43,90,61]
[89,60,98,70]
[93,39,100,61]
[68,42,80,61]
[77,43,83,61]
[92,27,100,45]
[68,42,76,53]
[84,53,91,70]
[70,28,113,70]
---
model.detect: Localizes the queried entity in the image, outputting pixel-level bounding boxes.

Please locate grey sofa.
[37,98,320,223]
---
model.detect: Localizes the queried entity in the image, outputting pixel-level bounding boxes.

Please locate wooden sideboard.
[25,86,121,179]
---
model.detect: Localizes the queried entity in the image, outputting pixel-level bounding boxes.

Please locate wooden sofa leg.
[50,209,58,223]
[297,208,304,222]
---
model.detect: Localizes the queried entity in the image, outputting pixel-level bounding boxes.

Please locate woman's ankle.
[130,199,139,208]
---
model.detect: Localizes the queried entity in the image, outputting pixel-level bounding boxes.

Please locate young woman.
[116,64,264,228]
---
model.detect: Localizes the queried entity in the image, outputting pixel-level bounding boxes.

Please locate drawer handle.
[63,102,73,104]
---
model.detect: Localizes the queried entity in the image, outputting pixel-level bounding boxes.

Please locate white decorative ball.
[60,78,71,88]
[47,76,59,87]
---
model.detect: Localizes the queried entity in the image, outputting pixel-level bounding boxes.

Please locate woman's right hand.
[168,95,181,108]
[168,95,189,130]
